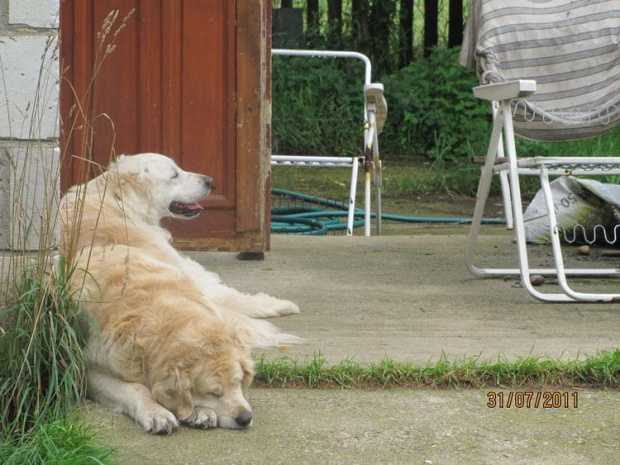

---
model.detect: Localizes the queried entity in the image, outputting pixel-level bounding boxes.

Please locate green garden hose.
[271,188,505,235]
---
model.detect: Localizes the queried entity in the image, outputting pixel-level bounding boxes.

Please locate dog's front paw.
[136,405,179,434]
[182,407,218,429]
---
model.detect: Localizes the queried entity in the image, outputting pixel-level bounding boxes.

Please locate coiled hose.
[271,188,505,235]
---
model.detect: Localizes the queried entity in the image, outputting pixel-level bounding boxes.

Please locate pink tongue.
[186,203,203,210]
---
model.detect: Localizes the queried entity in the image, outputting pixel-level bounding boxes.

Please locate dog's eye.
[171,169,179,179]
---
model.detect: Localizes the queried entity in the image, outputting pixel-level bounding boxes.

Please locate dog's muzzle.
[234,410,253,428]
[169,201,204,217]
[168,176,213,217]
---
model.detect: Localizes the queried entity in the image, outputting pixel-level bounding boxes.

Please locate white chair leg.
[364,84,386,236]
[374,159,382,235]
[492,102,514,230]
[363,111,377,237]
[538,166,620,302]
[499,170,513,230]
[346,157,360,236]
[370,108,382,235]
[364,166,371,236]
[501,104,582,302]
[467,104,510,277]
[468,103,579,301]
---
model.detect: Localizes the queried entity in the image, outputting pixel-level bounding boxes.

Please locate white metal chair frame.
[271,49,387,236]
[467,80,620,303]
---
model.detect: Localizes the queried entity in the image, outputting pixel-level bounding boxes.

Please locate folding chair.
[461,0,620,302]
[271,49,387,236]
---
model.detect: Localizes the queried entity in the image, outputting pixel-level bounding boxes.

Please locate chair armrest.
[473,80,537,101]
[364,83,388,132]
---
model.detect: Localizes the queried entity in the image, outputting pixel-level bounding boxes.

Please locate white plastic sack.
[524,176,620,244]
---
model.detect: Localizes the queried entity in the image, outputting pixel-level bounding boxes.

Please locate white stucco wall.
[9,0,59,28]
[0,35,59,139]
[0,0,60,249]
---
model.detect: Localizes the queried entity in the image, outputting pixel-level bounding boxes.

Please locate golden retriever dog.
[59,153,299,434]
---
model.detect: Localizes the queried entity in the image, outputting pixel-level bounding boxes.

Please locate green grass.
[0,259,117,463]
[272,127,620,204]
[0,9,132,463]
[0,259,87,438]
[254,349,620,390]
[381,159,484,197]
[0,416,114,465]
[272,159,494,208]
[516,127,619,159]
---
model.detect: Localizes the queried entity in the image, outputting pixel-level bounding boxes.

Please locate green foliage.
[0,257,115,462]
[0,257,88,439]
[273,0,461,75]
[272,45,617,175]
[271,55,365,157]
[272,47,491,163]
[381,47,490,160]
[514,127,620,159]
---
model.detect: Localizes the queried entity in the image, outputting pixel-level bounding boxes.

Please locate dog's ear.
[151,369,194,421]
[241,357,255,399]
[104,155,125,176]
[106,165,153,203]
[133,160,154,187]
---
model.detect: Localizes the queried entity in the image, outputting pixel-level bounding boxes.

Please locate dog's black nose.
[235,410,252,427]
[203,176,213,189]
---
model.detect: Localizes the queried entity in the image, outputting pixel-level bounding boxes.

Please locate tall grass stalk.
[0,263,87,437]
[0,9,133,462]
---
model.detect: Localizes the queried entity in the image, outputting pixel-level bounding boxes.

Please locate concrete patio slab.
[81,227,619,464]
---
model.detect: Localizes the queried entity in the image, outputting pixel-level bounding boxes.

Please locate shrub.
[271,47,491,162]
[380,47,491,161]
[271,55,365,157]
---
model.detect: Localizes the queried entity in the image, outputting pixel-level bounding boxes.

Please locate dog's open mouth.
[169,201,204,217]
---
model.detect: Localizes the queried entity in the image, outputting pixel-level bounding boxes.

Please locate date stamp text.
[486,391,578,409]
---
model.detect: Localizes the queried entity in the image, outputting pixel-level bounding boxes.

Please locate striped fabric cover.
[460,0,620,141]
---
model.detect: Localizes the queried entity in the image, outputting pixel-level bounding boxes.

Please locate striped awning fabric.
[460,0,620,141]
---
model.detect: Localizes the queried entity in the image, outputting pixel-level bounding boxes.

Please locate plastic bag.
[523,176,620,244]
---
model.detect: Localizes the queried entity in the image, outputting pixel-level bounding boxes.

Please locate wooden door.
[60,0,271,252]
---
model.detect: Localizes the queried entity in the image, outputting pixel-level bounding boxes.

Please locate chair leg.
[364,164,371,236]
[374,158,382,235]
[467,105,510,277]
[492,102,514,230]
[468,103,579,301]
[371,111,382,235]
[466,151,498,276]
[470,100,620,302]
[346,157,360,236]
[499,170,513,230]
[363,110,377,237]
[501,105,582,302]
[538,166,620,302]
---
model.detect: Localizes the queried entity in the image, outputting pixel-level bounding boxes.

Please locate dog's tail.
[221,312,301,349]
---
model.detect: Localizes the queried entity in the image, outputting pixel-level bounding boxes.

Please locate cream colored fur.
[59,153,299,433]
